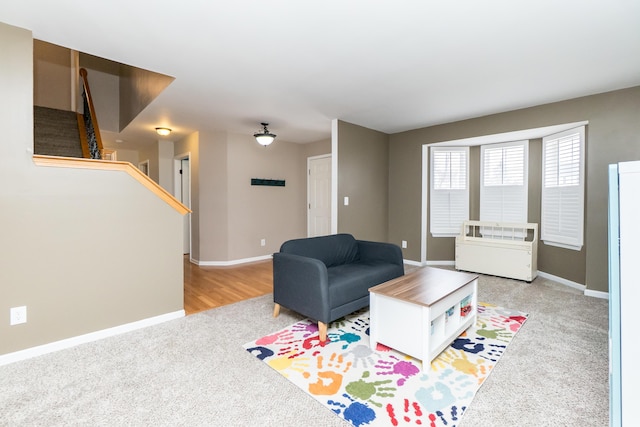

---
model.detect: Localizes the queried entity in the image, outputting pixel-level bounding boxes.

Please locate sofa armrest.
[357,240,404,268]
[272,252,331,323]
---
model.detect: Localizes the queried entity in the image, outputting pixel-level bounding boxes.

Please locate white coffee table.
[369,267,478,371]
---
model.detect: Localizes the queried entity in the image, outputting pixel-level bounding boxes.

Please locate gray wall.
[118,63,174,132]
[303,138,331,158]
[137,142,160,183]
[33,40,72,110]
[337,120,390,242]
[227,132,307,258]
[388,86,640,293]
[80,67,120,132]
[175,132,330,264]
[1,22,185,357]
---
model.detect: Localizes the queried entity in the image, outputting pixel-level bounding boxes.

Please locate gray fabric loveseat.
[272,233,404,341]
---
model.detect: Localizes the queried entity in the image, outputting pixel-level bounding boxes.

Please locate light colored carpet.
[0,270,609,426]
[244,303,528,426]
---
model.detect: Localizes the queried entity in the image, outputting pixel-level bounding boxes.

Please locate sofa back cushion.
[279,233,360,268]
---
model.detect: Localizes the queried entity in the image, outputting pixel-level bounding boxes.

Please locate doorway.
[307,154,332,237]
[138,159,150,176]
[174,153,191,255]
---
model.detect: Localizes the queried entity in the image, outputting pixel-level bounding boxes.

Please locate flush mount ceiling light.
[155,127,172,136]
[253,122,276,146]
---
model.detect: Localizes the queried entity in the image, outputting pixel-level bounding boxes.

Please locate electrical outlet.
[10,306,27,325]
[402,240,407,249]
[260,238,266,247]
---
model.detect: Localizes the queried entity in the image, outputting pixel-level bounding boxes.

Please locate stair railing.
[77,68,105,159]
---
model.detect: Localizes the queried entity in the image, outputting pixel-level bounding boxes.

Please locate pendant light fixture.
[254,122,276,146]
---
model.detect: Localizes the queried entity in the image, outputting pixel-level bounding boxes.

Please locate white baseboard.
[537,271,585,291]
[404,259,456,267]
[403,263,609,300]
[194,254,273,267]
[536,271,608,299]
[426,260,455,266]
[584,289,609,300]
[191,255,610,300]
[0,310,185,367]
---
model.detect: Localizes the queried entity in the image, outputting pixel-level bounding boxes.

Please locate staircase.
[34,106,84,158]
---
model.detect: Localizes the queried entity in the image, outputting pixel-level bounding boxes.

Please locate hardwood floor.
[183,255,417,315]
[183,255,274,315]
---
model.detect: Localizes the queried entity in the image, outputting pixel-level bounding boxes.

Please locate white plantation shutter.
[430,147,469,236]
[541,127,585,250]
[480,141,528,226]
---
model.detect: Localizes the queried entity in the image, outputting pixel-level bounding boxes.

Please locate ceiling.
[2,1,640,149]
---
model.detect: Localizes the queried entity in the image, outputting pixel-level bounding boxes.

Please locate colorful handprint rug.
[244,302,527,427]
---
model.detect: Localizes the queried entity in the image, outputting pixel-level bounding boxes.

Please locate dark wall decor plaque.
[251,178,285,187]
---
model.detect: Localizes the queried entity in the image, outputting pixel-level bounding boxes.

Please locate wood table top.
[369,267,478,307]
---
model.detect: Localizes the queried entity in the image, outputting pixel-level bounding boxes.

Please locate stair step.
[34,106,84,158]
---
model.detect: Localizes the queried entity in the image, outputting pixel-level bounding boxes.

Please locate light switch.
[344,196,349,206]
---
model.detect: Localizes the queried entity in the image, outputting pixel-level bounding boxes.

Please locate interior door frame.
[307,153,332,237]
[138,159,150,176]
[174,152,191,257]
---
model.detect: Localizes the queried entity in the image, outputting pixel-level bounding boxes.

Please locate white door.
[308,155,332,237]
[174,154,191,255]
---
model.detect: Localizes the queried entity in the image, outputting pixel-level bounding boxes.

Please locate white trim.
[429,121,589,147]
[307,153,332,237]
[0,310,185,367]
[401,265,607,299]
[195,254,273,266]
[585,289,609,300]
[403,259,427,267]
[430,233,459,238]
[542,240,582,251]
[331,119,338,235]
[138,159,150,176]
[174,152,192,257]
[426,260,456,266]
[307,154,332,160]
[537,271,585,291]
[421,144,428,264]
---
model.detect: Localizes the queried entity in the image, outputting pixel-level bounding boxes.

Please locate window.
[541,126,585,250]
[430,146,469,236]
[480,140,528,228]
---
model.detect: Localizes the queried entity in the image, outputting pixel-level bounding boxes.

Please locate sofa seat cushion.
[327,261,402,308]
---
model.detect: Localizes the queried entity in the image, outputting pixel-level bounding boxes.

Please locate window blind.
[430,147,469,236]
[480,141,528,227]
[541,127,585,250]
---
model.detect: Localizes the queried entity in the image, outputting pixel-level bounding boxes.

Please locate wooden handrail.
[33,155,191,215]
[79,68,105,158]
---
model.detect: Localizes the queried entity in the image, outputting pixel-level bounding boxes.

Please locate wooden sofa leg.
[273,303,281,318]
[318,322,328,342]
